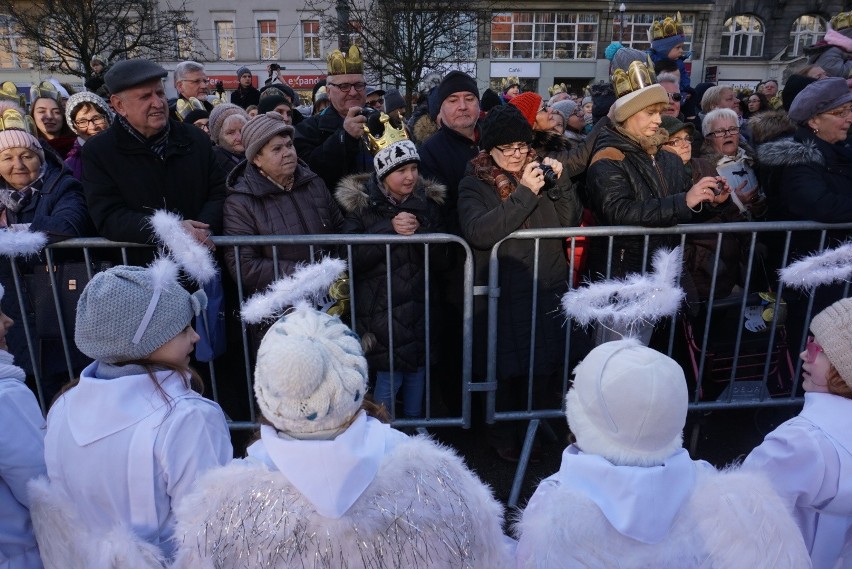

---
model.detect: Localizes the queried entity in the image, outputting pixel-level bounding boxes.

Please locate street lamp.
[619,3,626,43]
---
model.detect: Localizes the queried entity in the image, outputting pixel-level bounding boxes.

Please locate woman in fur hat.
[515,338,811,568]
[335,112,445,418]
[30,262,232,567]
[172,297,514,568]
[745,297,852,568]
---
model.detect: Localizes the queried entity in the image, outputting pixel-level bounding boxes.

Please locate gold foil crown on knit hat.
[650,12,685,40]
[0,108,38,136]
[612,59,657,99]
[831,11,852,31]
[327,45,363,75]
[364,112,409,153]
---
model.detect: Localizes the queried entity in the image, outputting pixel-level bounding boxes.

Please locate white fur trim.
[149,210,216,285]
[0,229,47,258]
[241,257,347,324]
[779,241,852,290]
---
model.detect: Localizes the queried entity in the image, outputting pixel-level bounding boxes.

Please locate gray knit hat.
[208,103,248,144]
[242,111,294,162]
[254,308,368,434]
[810,297,852,388]
[74,263,207,364]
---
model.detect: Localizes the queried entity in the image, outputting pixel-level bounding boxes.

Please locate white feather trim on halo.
[779,241,852,290]
[147,257,180,292]
[0,229,47,257]
[149,210,216,285]
[562,247,685,328]
[241,257,347,324]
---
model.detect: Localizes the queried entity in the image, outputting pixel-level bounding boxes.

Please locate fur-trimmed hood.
[532,130,577,154]
[335,172,446,214]
[756,137,824,168]
[748,110,796,146]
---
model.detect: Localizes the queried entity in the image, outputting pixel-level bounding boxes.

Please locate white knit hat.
[254,308,368,435]
[566,338,687,467]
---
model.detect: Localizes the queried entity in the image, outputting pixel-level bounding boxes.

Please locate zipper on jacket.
[650,153,670,196]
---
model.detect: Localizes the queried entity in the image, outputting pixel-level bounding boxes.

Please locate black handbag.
[25,261,112,340]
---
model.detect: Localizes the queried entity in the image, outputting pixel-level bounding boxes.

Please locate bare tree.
[0,0,201,78]
[306,0,484,102]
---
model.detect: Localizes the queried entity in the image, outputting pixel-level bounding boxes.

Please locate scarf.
[614,125,671,156]
[0,350,26,381]
[471,150,535,201]
[117,114,170,159]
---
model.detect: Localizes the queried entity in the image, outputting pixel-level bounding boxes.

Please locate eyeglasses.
[664,135,693,147]
[73,115,107,128]
[182,78,209,85]
[328,81,367,93]
[824,106,852,119]
[495,143,530,156]
[708,127,740,138]
[805,335,824,364]
[367,98,384,107]
[667,92,682,102]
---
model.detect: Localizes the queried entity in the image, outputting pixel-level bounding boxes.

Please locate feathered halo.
[779,241,852,291]
[149,210,216,285]
[0,230,47,258]
[562,247,685,333]
[241,257,348,324]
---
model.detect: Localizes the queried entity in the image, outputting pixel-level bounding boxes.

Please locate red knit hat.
[509,92,542,127]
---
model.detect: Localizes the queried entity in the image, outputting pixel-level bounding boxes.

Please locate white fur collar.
[0,349,26,381]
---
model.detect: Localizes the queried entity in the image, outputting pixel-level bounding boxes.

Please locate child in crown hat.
[334,112,446,418]
[30,261,232,567]
[645,14,692,92]
[745,297,852,568]
[171,277,514,567]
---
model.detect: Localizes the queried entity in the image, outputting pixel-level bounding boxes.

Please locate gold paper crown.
[0,108,38,136]
[29,81,59,103]
[611,60,657,99]
[501,76,519,90]
[363,112,409,154]
[650,12,684,40]
[831,11,852,31]
[176,97,205,121]
[0,82,26,109]
[548,83,567,96]
[327,45,363,76]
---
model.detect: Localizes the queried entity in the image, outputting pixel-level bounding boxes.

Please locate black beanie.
[258,95,290,114]
[184,109,209,124]
[435,71,479,112]
[480,104,532,151]
[481,88,502,113]
[590,82,616,124]
[782,75,818,112]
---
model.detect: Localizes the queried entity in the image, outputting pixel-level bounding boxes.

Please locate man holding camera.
[294,45,374,191]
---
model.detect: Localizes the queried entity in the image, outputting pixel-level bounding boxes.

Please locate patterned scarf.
[470,151,535,201]
[117,114,170,159]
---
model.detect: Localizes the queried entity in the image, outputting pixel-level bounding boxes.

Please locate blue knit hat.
[651,34,686,58]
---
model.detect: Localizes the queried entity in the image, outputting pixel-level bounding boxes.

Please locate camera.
[713,180,725,196]
[539,163,558,191]
[269,63,281,72]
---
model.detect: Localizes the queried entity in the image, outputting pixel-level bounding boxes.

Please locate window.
[491,12,598,60]
[257,16,278,60]
[790,15,825,57]
[302,20,321,60]
[214,19,235,60]
[174,15,195,60]
[0,15,26,68]
[614,13,695,56]
[720,15,764,57]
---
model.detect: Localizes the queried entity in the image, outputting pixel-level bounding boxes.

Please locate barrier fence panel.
[22,234,476,435]
[485,220,852,507]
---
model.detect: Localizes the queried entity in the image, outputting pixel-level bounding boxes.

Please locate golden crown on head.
[0,108,38,136]
[650,12,684,40]
[176,97,205,121]
[327,45,363,76]
[831,11,852,31]
[548,83,568,96]
[0,82,26,109]
[501,76,519,90]
[29,81,59,103]
[363,112,409,154]
[611,59,657,99]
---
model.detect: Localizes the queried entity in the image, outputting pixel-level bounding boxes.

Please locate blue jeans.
[373,368,425,418]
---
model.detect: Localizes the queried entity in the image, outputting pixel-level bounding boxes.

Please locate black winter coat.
[293,106,374,191]
[419,126,480,235]
[336,173,446,372]
[458,154,576,381]
[82,120,226,244]
[585,125,696,278]
[230,86,261,109]
[223,159,343,295]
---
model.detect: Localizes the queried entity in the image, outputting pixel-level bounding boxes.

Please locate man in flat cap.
[81,58,225,246]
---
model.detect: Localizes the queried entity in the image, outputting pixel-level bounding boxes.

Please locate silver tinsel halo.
[779,241,852,291]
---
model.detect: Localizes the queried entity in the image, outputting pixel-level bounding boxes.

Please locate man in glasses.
[294,45,372,190]
[365,87,385,112]
[170,60,213,120]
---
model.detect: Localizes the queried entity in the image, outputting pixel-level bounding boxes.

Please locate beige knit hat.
[0,129,45,163]
[241,111,294,163]
[254,308,368,435]
[208,103,248,144]
[810,298,852,388]
[612,84,669,123]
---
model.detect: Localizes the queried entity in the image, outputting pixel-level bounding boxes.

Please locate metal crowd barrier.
[14,222,852,507]
[486,220,852,506]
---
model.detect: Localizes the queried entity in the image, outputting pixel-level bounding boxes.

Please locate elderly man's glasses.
[805,336,824,363]
[74,115,106,128]
[824,106,852,119]
[495,143,530,156]
[708,127,740,138]
[182,78,209,85]
[664,135,693,147]
[328,82,367,93]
